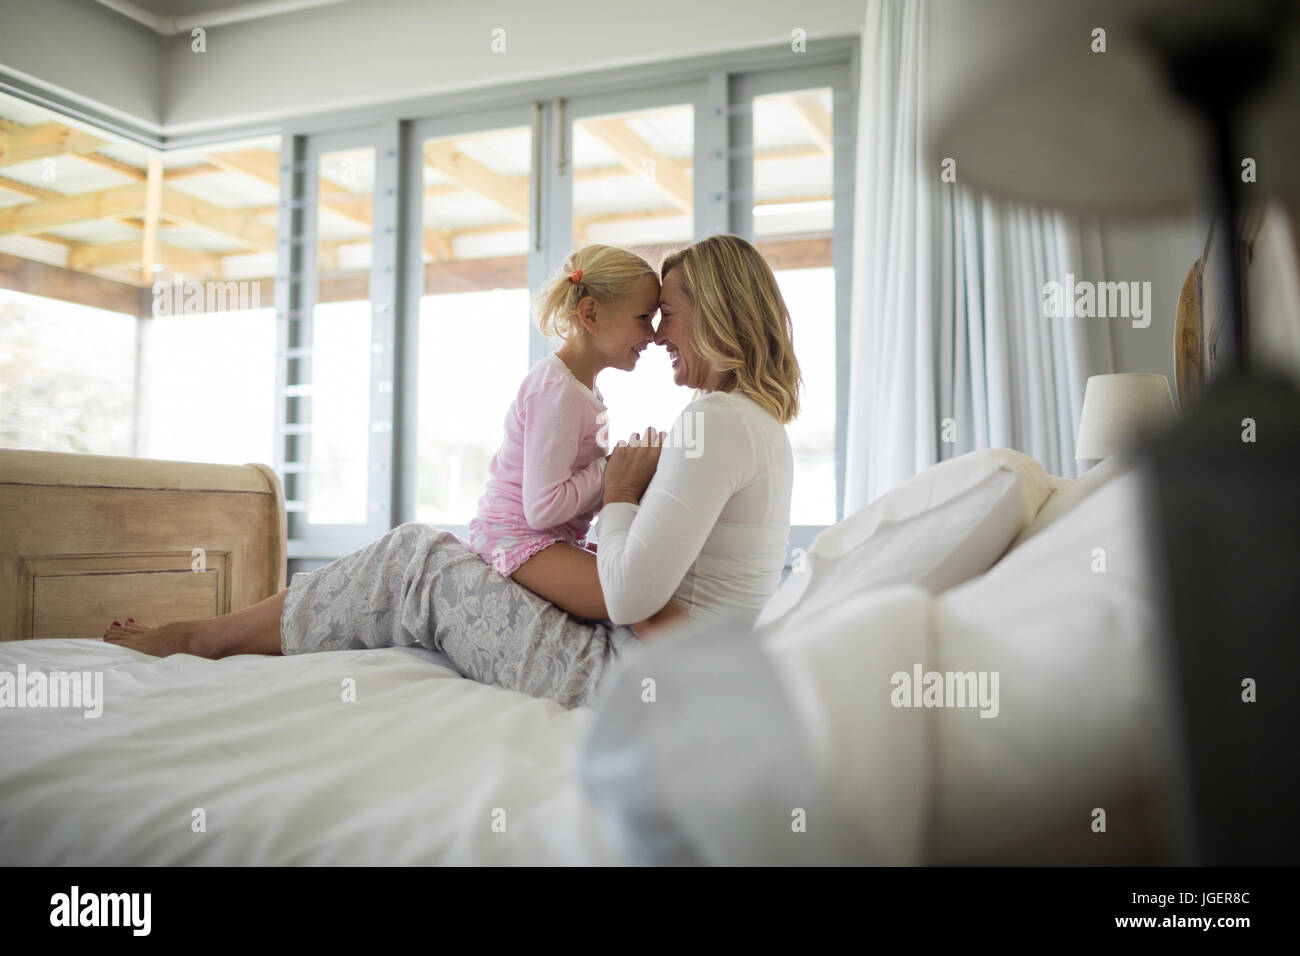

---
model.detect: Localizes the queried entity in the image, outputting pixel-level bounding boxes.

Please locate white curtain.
[844,0,1113,512]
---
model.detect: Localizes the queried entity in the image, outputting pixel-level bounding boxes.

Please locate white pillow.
[926,468,1168,863]
[755,449,1055,631]
[762,467,1168,864]
[1005,453,1129,553]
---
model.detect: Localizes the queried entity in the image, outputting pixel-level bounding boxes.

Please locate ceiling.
[87,0,352,36]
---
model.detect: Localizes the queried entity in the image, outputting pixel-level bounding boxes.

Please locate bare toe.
[104,622,203,658]
[103,618,152,641]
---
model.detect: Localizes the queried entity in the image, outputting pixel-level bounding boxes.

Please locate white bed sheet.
[0,639,624,865]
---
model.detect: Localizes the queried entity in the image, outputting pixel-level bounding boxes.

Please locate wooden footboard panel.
[0,450,286,641]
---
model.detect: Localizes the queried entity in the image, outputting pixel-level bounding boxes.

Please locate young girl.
[465,244,677,633]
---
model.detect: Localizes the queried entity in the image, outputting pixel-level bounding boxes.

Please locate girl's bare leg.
[510,542,685,638]
[101,587,288,659]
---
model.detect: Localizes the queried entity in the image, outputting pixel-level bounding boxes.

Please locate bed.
[0,454,620,864]
[3,203,1298,866]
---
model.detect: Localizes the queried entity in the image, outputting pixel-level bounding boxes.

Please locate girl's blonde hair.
[659,234,803,425]
[535,244,657,340]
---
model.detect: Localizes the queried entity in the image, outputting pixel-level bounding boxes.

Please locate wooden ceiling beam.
[32,233,84,249]
[141,155,164,284]
[207,148,375,229]
[0,183,146,236]
[0,123,107,167]
[202,148,279,186]
[317,190,373,227]
[786,93,833,155]
[165,162,223,180]
[68,240,222,279]
[157,244,223,279]
[578,118,692,214]
[424,227,453,261]
[76,152,147,180]
[0,174,57,201]
[72,153,224,182]
[160,187,276,252]
[423,141,528,224]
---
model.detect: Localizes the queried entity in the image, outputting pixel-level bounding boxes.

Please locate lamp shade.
[927,0,1300,214]
[1075,373,1178,460]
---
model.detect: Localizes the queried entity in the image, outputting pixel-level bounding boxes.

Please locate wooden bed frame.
[0,450,285,641]
[1176,198,1300,404]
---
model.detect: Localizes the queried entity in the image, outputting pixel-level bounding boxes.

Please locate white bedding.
[1,453,1169,866]
[763,464,1173,864]
[0,639,623,865]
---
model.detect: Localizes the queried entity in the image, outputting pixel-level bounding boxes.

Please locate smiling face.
[656,266,721,390]
[589,274,659,372]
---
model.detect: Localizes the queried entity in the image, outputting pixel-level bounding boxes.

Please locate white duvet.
[0,639,623,865]
[0,456,1176,866]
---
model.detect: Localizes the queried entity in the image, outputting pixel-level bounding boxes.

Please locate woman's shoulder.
[682,388,783,430]
[671,389,789,461]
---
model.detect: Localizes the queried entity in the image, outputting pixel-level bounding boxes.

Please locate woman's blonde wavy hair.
[660,234,802,425]
[535,244,657,340]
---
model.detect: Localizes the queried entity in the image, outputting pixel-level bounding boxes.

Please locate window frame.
[279,123,402,559]
[399,105,541,534]
[728,61,857,549]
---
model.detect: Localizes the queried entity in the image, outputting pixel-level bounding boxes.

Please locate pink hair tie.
[570,269,583,283]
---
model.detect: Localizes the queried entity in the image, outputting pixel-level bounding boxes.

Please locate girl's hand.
[603,425,666,506]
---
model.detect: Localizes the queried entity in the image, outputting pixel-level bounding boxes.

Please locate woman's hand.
[603,424,667,506]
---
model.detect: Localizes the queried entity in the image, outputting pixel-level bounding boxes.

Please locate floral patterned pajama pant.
[279,522,642,709]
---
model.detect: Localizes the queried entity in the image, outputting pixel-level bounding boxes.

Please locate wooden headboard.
[0,450,286,641]
[1176,199,1300,404]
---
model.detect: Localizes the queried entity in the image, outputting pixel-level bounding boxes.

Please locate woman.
[103,235,802,708]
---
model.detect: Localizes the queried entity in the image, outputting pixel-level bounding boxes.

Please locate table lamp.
[1074,373,1178,466]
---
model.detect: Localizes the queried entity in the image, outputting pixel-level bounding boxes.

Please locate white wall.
[2,0,866,137]
[1100,214,1209,388]
[157,0,867,134]
[0,0,162,130]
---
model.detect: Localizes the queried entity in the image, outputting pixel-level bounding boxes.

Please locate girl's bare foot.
[102,619,211,658]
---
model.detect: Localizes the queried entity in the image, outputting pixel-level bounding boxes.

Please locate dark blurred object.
[1142,370,1300,864]
[1138,0,1300,865]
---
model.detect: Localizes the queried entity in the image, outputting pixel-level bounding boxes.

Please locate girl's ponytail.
[535,244,656,340]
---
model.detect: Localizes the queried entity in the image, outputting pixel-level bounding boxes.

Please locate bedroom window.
[415,125,532,526]
[304,148,375,525]
[281,124,402,562]
[0,89,283,464]
[752,87,838,527]
[571,101,698,442]
[138,134,282,468]
[724,66,854,550]
[2,49,857,571]
[286,52,854,563]
[0,289,136,455]
[142,307,276,466]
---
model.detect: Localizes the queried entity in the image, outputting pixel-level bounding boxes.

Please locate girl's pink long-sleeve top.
[466,352,608,575]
